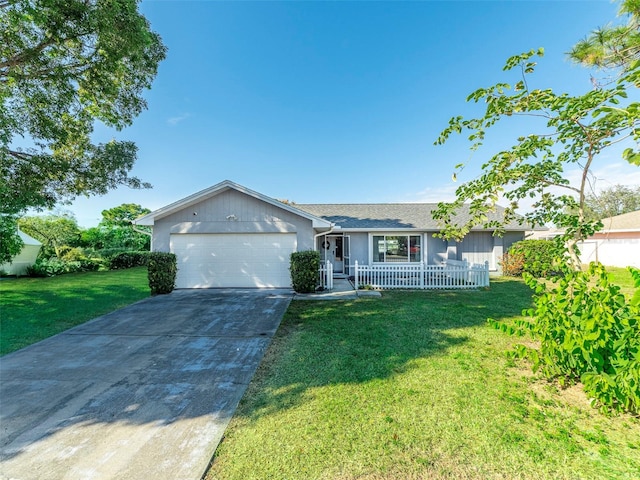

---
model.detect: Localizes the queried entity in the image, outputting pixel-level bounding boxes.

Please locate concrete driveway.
[0,289,292,480]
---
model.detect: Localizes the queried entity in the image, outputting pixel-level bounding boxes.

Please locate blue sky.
[68,0,640,227]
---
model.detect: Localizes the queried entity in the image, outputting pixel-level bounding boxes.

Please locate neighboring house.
[578,210,640,268]
[134,180,528,288]
[0,230,42,276]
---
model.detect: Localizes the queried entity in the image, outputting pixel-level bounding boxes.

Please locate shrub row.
[109,251,150,269]
[25,250,150,277]
[26,258,102,277]
[26,251,178,297]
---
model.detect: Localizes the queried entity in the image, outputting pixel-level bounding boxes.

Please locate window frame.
[369,233,423,264]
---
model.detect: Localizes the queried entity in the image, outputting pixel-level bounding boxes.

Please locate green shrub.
[490,263,640,415]
[109,251,150,269]
[290,250,321,293]
[97,248,135,260]
[507,239,561,277]
[78,258,103,271]
[26,257,104,276]
[58,246,81,260]
[27,258,79,277]
[148,252,177,295]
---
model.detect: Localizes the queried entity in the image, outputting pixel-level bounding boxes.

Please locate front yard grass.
[0,267,149,355]
[207,277,640,480]
[606,266,637,298]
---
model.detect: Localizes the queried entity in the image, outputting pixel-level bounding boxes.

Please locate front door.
[322,235,344,273]
[331,236,344,273]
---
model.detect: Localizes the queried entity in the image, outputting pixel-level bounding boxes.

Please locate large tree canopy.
[0,0,166,215]
[584,184,640,220]
[100,203,150,228]
[18,213,81,258]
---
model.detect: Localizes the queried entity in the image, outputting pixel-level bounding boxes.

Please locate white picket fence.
[319,260,334,290]
[350,259,490,290]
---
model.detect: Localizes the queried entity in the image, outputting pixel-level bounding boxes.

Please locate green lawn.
[607,266,637,298]
[0,267,150,355]
[207,278,640,480]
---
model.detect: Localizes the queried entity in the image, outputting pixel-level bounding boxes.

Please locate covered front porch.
[318,258,490,291]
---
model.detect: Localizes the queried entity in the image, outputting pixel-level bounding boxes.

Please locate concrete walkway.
[0,289,292,480]
[293,278,381,300]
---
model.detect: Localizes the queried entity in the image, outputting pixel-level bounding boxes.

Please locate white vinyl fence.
[351,259,490,290]
[319,260,334,290]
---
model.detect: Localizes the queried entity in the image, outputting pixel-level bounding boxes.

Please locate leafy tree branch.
[433,48,639,269]
[0,0,166,216]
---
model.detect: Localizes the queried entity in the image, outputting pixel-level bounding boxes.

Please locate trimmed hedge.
[109,251,150,270]
[148,252,177,295]
[290,250,321,293]
[506,239,561,277]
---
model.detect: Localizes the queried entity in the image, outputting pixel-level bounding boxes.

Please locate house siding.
[459,232,494,269]
[455,231,524,271]
[427,234,448,265]
[503,232,524,251]
[152,189,314,252]
[346,233,368,266]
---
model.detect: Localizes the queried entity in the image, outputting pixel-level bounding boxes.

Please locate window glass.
[410,235,421,262]
[385,235,408,262]
[373,235,384,262]
[372,235,422,263]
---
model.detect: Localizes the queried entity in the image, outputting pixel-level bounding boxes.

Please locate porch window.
[373,235,421,263]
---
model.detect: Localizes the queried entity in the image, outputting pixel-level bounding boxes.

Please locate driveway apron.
[0,289,292,480]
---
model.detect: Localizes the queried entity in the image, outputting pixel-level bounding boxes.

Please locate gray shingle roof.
[295,203,526,231]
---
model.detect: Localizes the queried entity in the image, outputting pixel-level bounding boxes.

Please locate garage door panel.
[170,233,296,288]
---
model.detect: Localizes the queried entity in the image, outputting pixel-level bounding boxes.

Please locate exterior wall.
[427,234,447,265]
[345,232,368,266]
[458,232,495,269]
[455,231,525,272]
[579,235,640,268]
[152,189,315,252]
[503,232,524,252]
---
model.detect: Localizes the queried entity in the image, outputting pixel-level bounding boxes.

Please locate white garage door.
[170,233,296,288]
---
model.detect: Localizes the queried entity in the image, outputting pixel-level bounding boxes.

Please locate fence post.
[484,261,490,287]
[327,261,333,290]
[354,260,359,290]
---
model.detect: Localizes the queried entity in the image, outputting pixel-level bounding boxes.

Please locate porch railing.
[352,259,490,290]
[319,260,334,290]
